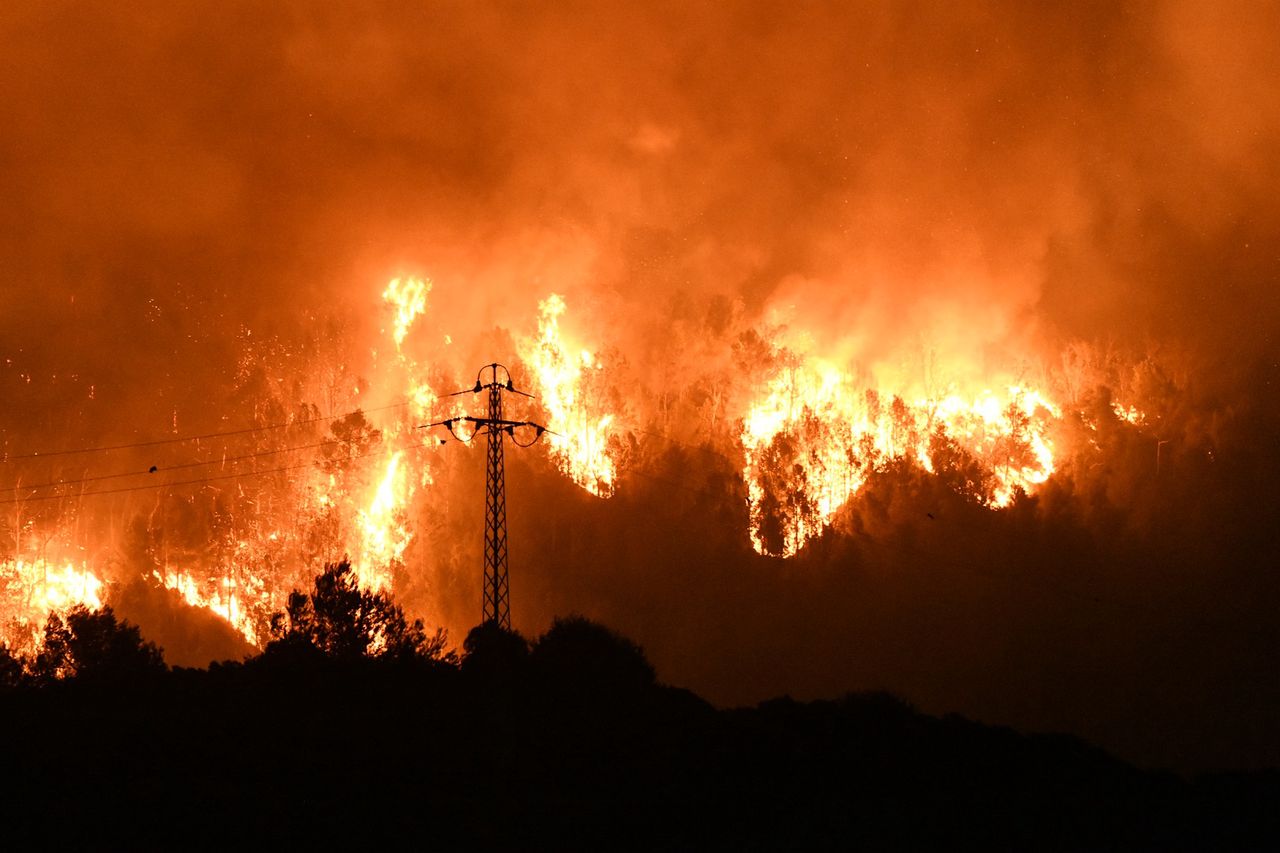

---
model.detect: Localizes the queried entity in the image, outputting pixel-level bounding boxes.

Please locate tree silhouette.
[531,615,655,694]
[318,411,382,473]
[266,560,449,663]
[0,643,26,688]
[461,620,529,678]
[30,606,165,684]
[928,427,994,502]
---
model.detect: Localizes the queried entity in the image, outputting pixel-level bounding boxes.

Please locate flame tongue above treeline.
[525,294,618,497]
[0,276,1150,654]
[0,558,103,654]
[740,353,1061,557]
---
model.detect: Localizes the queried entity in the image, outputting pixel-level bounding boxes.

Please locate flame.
[150,444,417,646]
[383,277,431,350]
[129,277,439,646]
[523,294,618,497]
[741,353,1061,557]
[383,276,438,421]
[0,272,1155,657]
[1112,402,1146,426]
[355,451,412,591]
[155,567,267,647]
[140,278,433,642]
[0,558,104,651]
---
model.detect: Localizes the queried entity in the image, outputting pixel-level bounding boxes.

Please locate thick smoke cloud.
[3,3,1277,364]
[1,1,1278,771]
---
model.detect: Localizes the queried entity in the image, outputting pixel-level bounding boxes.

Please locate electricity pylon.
[422,363,549,630]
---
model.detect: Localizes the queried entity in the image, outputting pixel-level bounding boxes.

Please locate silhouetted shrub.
[838,690,918,720]
[461,620,529,678]
[531,615,655,694]
[30,606,165,684]
[265,560,450,663]
[0,644,27,688]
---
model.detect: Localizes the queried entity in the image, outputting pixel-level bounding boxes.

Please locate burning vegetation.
[1,274,1159,657]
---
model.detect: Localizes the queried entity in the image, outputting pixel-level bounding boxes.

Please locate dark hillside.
[0,623,1274,850]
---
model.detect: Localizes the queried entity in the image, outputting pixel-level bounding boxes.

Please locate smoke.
[1,1,1279,770]
[4,2,1276,361]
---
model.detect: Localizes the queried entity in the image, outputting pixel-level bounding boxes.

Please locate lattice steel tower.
[424,363,548,630]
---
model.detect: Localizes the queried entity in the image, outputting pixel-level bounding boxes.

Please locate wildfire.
[0,270,1168,663]
[0,558,104,651]
[741,353,1061,557]
[155,567,268,647]
[523,294,619,497]
[383,277,431,350]
[141,279,433,644]
[354,451,412,591]
[1112,402,1146,426]
[382,276,439,422]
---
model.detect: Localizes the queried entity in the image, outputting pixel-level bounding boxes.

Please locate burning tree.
[267,560,449,663]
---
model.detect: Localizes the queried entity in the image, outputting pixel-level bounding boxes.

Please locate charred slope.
[0,652,1274,850]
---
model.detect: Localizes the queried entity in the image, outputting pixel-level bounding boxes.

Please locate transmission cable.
[0,439,427,506]
[0,400,411,462]
[1,438,355,495]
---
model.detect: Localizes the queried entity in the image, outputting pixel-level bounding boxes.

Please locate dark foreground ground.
[0,653,1275,851]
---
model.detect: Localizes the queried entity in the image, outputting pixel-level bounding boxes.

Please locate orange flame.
[1112,402,1146,426]
[355,450,412,591]
[741,353,1061,557]
[155,566,268,647]
[523,294,618,497]
[383,277,431,351]
[0,558,104,651]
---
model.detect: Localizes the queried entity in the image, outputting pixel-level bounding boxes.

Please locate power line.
[0,400,411,462]
[2,438,350,495]
[0,439,426,506]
